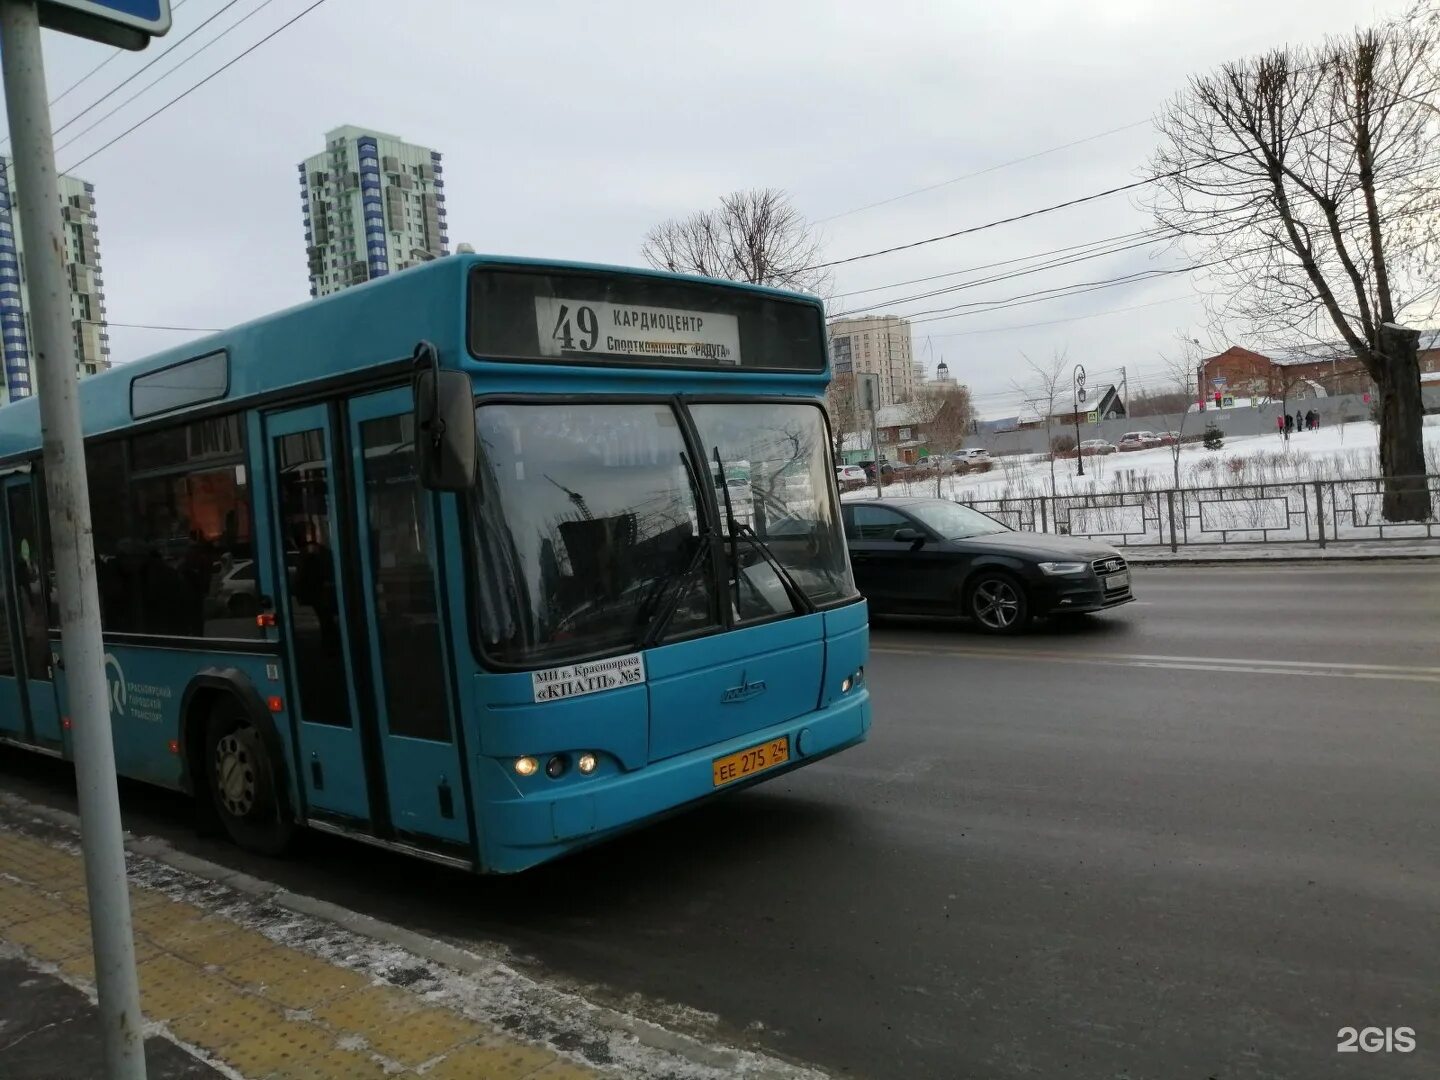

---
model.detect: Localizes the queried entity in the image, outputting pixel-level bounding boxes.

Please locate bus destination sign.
[534,297,742,365]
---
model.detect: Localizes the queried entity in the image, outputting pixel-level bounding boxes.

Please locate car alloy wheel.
[972,578,1022,630]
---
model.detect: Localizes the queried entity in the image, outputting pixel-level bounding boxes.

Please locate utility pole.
[0,3,148,1077]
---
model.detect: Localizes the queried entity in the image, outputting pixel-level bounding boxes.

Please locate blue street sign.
[39,0,171,50]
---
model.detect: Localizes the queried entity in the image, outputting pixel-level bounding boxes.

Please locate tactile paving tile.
[4,909,95,962]
[421,1040,561,1080]
[255,964,372,1010]
[136,953,246,1021]
[257,1046,393,1080]
[313,984,481,1067]
[164,923,275,967]
[168,989,292,1053]
[59,933,162,981]
[218,1019,337,1077]
[0,881,54,928]
[128,898,206,936]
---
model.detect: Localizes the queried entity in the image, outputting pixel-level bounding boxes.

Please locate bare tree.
[1013,350,1068,495]
[1148,19,1440,519]
[908,385,975,496]
[641,188,832,296]
[825,372,861,465]
[1150,344,1206,488]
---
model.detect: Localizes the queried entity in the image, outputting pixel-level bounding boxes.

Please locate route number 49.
[551,304,599,352]
[1337,1027,1415,1053]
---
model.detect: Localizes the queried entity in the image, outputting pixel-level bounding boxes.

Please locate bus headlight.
[840,667,865,694]
[577,752,598,775]
[546,754,569,779]
[514,756,539,777]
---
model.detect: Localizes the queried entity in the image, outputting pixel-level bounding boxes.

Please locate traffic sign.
[39,0,171,49]
[1086,410,1099,424]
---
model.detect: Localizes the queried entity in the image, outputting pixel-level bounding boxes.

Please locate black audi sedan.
[841,497,1134,633]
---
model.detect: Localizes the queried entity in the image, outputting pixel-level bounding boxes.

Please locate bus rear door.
[0,473,61,746]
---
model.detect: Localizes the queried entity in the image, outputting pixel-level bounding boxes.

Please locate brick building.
[1199,333,1440,402]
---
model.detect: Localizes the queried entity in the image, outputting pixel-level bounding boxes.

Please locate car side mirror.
[892,528,926,549]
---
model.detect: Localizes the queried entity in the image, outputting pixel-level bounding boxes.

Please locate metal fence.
[959,474,1440,550]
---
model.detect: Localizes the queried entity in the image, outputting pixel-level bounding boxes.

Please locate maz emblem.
[721,669,767,704]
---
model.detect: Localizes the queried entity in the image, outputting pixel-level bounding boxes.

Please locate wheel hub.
[215,731,258,818]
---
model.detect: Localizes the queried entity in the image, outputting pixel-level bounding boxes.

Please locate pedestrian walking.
[1294,411,1303,433]
[1277,415,1286,435]
[1284,413,1294,435]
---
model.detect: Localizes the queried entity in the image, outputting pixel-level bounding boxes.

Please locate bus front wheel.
[203,698,293,856]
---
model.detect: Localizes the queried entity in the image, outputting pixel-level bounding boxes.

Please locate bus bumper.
[478,688,871,873]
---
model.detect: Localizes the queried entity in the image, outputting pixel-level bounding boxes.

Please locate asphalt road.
[3,561,1438,1079]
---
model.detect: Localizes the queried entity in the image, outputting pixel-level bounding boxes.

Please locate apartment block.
[299,126,450,297]
[828,314,916,407]
[0,157,108,404]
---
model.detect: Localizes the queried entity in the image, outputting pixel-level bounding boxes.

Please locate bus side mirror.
[414,368,476,491]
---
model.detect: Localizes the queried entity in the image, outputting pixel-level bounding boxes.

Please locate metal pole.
[871,404,882,498]
[0,5,146,1078]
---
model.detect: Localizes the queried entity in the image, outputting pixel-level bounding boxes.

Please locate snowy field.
[843,417,1440,546]
[850,416,1440,505]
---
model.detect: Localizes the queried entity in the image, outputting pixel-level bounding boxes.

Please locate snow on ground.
[847,417,1440,505]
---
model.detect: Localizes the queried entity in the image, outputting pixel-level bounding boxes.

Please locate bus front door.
[344,387,470,846]
[265,397,471,851]
[265,405,375,827]
[0,474,61,746]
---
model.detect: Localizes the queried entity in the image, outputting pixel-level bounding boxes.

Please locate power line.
[45,0,193,109]
[54,0,286,159]
[803,106,1424,275]
[918,294,1194,340]
[108,321,222,332]
[826,228,1160,302]
[827,232,1174,318]
[815,118,1153,224]
[64,0,332,172]
[31,0,246,149]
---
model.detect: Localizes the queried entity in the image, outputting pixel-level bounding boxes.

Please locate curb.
[1124,551,1440,567]
[0,792,827,1080]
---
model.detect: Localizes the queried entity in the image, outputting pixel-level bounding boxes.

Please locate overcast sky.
[7,0,1412,417]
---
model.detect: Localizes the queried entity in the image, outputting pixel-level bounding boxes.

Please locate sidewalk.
[1122,539,1440,564]
[0,819,597,1080]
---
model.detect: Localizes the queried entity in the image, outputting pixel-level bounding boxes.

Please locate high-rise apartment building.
[0,156,107,404]
[299,126,449,298]
[828,315,916,406]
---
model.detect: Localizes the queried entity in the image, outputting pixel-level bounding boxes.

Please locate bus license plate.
[713,737,790,787]
[1106,571,1129,591]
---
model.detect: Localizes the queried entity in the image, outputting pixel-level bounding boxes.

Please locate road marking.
[869,645,1440,684]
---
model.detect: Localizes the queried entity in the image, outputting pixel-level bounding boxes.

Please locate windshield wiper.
[635,450,715,649]
[636,532,713,649]
[712,447,816,616]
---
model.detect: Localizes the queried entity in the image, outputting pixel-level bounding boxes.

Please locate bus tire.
[965,570,1030,635]
[202,696,293,856]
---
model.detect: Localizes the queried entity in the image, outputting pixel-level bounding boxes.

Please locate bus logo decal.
[720,670,767,705]
[103,653,126,717]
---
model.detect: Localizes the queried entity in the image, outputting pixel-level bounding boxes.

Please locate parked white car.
[836,464,867,487]
[1117,431,1159,451]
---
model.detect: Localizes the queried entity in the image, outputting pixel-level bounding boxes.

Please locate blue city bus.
[0,256,870,873]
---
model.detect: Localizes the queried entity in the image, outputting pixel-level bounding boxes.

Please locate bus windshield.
[470,400,853,666]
